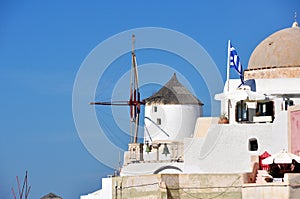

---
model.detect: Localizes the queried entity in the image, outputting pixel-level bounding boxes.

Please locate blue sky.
[0,1,299,198]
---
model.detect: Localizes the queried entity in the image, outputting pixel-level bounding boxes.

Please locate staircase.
[255,170,270,183]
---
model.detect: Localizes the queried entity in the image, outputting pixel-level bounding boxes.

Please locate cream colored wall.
[242,173,300,199]
[82,173,300,199]
[111,173,242,199]
[193,117,219,137]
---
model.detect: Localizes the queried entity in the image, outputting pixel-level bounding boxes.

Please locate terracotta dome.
[244,22,300,79]
[248,24,300,69]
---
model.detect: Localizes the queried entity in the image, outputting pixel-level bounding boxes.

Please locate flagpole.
[226,40,231,92]
[226,40,231,121]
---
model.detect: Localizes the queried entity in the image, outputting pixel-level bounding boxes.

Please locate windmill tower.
[122,73,204,170]
[144,73,203,143]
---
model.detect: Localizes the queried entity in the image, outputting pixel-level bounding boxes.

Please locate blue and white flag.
[229,42,244,83]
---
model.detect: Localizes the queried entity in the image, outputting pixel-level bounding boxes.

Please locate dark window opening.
[153,106,158,112]
[282,99,294,111]
[236,100,248,122]
[256,101,274,117]
[236,100,274,123]
[157,118,161,125]
[249,138,258,151]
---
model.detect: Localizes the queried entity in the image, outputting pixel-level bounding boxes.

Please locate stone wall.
[112,174,165,199]
[82,173,300,199]
[244,67,300,80]
[112,173,242,199]
[164,174,242,199]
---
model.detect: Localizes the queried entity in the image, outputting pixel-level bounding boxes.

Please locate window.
[256,101,274,117]
[282,99,294,111]
[157,118,161,125]
[236,100,274,123]
[153,106,157,112]
[236,101,248,122]
[249,138,258,151]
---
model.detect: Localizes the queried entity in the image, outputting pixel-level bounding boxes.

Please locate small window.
[153,106,158,112]
[157,118,161,125]
[236,101,248,122]
[249,138,258,151]
[282,99,294,111]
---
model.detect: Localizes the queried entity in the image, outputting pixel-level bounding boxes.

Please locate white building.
[184,20,300,174]
[81,21,300,199]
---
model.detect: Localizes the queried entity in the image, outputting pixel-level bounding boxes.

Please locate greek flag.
[229,42,244,83]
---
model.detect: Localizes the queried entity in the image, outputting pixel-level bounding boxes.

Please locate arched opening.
[153,166,182,174]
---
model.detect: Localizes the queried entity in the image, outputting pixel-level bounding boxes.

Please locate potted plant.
[218,113,229,124]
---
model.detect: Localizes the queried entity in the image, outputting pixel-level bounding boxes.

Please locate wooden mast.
[130,34,141,143]
[90,34,144,144]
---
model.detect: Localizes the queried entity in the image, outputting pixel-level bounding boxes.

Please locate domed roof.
[248,24,300,69]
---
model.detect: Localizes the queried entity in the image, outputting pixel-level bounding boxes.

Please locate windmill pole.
[131,34,140,143]
[129,35,134,143]
[90,34,144,144]
[12,171,30,199]
[16,176,21,199]
[12,188,17,199]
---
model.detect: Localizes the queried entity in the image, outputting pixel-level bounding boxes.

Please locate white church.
[81,20,300,198]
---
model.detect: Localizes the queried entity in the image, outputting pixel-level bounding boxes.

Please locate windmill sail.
[90,34,144,143]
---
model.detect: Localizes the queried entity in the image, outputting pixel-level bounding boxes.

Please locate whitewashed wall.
[80,178,112,199]
[184,122,289,173]
[144,104,202,143]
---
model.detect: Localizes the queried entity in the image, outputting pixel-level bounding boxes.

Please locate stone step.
[256,170,270,183]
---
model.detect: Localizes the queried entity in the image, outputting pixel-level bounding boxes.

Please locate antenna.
[132,34,135,52]
[12,171,31,199]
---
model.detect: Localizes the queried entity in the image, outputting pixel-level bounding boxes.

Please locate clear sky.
[0,1,299,198]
